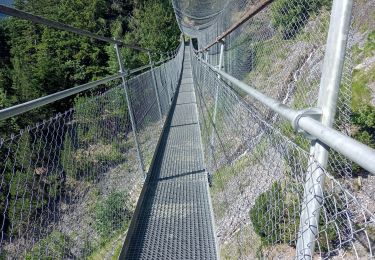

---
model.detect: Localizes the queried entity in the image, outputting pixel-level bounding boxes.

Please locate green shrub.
[8,170,44,235]
[0,250,6,260]
[60,87,129,180]
[1,132,64,240]
[60,132,125,180]
[60,133,78,178]
[364,30,375,58]
[350,28,375,174]
[271,0,331,39]
[351,105,375,174]
[25,231,73,259]
[74,95,102,144]
[250,182,299,245]
[250,183,344,253]
[316,195,345,253]
[94,191,132,237]
[352,105,375,131]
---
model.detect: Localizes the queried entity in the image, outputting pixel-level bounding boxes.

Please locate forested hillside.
[0,1,180,258]
[0,0,180,135]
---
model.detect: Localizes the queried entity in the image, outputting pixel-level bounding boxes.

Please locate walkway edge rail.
[198,0,274,52]
[0,55,177,121]
[0,73,124,120]
[197,56,375,175]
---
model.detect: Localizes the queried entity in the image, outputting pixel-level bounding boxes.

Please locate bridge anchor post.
[210,40,225,161]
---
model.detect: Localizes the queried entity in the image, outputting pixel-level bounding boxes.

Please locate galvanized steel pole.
[210,41,225,147]
[163,60,172,105]
[148,52,163,119]
[296,0,354,258]
[115,44,145,177]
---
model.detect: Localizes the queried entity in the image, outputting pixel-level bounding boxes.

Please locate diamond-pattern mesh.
[0,43,184,259]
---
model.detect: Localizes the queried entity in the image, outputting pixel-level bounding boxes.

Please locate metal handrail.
[0,73,125,121]
[196,55,375,175]
[0,49,178,121]
[198,0,274,52]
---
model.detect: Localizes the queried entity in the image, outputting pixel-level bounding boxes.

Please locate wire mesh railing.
[0,7,184,257]
[183,0,375,258]
[1,0,375,258]
[127,46,184,172]
[191,44,375,259]
[0,45,184,258]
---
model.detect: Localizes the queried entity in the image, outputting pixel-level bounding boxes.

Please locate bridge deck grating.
[123,46,218,260]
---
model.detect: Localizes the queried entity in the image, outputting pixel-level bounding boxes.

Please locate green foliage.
[0,0,145,136]
[351,63,375,174]
[60,133,78,178]
[25,231,73,259]
[2,133,62,236]
[0,0,179,133]
[316,195,345,253]
[271,0,331,39]
[352,105,375,173]
[352,66,374,111]
[94,191,131,237]
[0,0,178,255]
[250,183,344,254]
[121,0,180,69]
[363,30,375,58]
[250,182,299,246]
[8,170,41,234]
[60,90,128,180]
[0,22,12,109]
[61,133,125,180]
[353,105,375,131]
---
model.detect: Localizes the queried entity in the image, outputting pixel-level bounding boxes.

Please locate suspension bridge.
[1,0,375,259]
[122,43,218,259]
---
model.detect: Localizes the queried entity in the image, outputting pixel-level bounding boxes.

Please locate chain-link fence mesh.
[0,29,183,260]
[180,0,375,258]
[127,45,184,171]
[1,0,374,258]
[200,0,353,176]
[191,46,375,258]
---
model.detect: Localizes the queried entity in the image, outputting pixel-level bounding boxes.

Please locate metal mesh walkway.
[121,44,218,260]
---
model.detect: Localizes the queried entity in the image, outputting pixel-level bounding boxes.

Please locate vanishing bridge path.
[121,43,218,260]
[2,1,375,259]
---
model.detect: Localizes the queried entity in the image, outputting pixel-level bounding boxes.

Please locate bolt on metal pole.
[210,41,225,148]
[148,51,163,119]
[114,43,145,177]
[296,0,354,258]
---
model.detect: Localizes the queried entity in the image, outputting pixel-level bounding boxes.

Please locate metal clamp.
[292,107,322,140]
